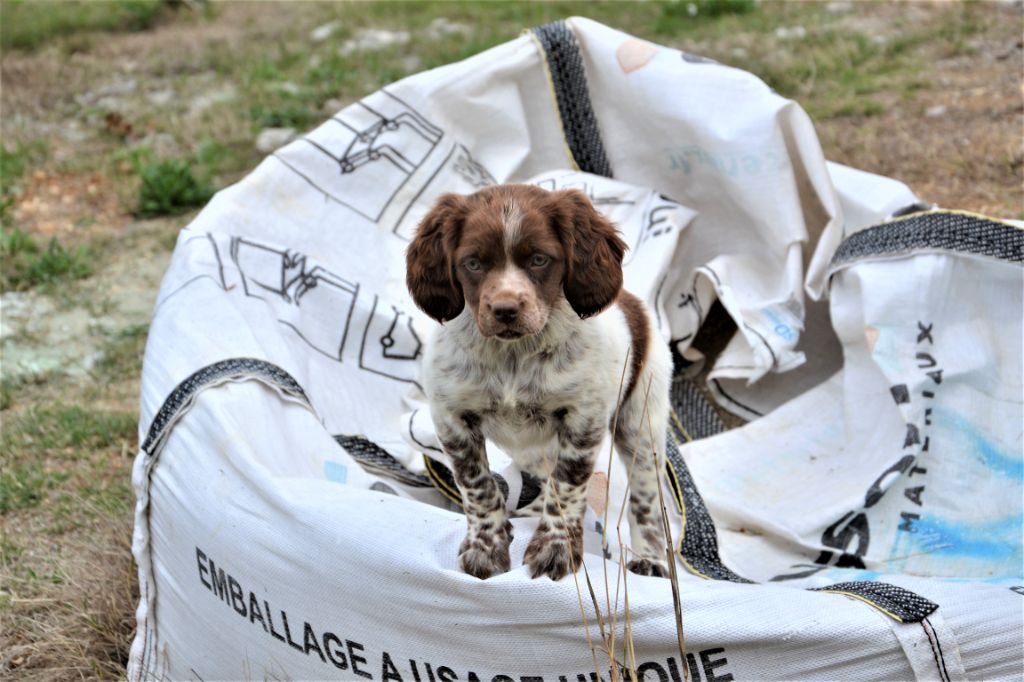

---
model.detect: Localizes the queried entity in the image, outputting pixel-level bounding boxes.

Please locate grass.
[1,145,27,199]
[1,401,137,535]
[135,158,214,217]
[2,404,136,459]
[247,102,320,129]
[0,227,93,293]
[0,142,46,224]
[94,324,149,379]
[0,466,71,514]
[658,0,756,26]
[1,519,139,679]
[0,0,164,51]
[0,382,140,675]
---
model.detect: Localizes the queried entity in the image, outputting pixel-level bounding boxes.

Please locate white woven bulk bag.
[129,17,1023,681]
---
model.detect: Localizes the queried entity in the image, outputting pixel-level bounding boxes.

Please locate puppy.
[406,184,671,581]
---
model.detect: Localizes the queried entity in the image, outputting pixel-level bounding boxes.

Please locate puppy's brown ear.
[549,189,627,318]
[406,193,467,323]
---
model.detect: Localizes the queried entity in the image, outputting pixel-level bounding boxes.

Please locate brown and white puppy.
[407,184,671,581]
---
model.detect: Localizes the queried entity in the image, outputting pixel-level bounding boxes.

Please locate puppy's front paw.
[524,525,582,581]
[458,533,511,580]
[627,556,670,578]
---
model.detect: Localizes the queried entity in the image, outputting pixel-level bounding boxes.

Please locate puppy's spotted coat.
[407,185,671,581]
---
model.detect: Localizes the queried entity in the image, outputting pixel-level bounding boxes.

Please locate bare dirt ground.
[1,1,1021,679]
[815,3,1023,217]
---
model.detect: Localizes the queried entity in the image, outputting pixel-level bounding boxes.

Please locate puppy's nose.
[491,301,519,324]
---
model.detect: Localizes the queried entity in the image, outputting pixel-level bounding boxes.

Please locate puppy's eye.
[529,253,550,268]
[464,257,482,272]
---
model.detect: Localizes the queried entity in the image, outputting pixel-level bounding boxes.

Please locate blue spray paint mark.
[931,406,1022,479]
[912,514,1022,563]
[323,460,348,484]
[824,568,882,583]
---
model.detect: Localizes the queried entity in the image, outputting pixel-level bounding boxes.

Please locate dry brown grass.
[817,11,1023,218]
[1,515,138,680]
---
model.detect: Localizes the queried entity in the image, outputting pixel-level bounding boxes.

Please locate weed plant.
[135,159,214,217]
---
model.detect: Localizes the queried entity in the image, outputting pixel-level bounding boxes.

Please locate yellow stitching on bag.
[423,455,462,507]
[817,590,904,623]
[667,427,714,581]
[883,208,1022,230]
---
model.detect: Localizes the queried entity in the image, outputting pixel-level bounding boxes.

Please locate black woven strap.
[831,210,1023,268]
[141,358,311,458]
[334,435,432,488]
[670,376,727,442]
[531,21,613,178]
[810,581,938,623]
[665,434,754,584]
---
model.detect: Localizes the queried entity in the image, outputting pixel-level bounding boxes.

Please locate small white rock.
[338,28,411,56]
[61,121,89,143]
[274,81,303,95]
[732,47,749,59]
[425,17,469,40]
[147,88,175,106]
[189,84,237,116]
[925,105,947,118]
[310,20,342,42]
[255,127,298,153]
[322,98,344,114]
[775,25,807,40]
[824,1,853,13]
[75,78,138,106]
[81,350,105,371]
[138,132,179,157]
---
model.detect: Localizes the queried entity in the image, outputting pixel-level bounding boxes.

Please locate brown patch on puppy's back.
[617,290,650,403]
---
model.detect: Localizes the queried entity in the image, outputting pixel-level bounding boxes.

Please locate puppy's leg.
[524,412,603,580]
[437,412,512,580]
[614,398,671,578]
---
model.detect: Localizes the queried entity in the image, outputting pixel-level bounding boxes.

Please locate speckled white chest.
[423,301,632,469]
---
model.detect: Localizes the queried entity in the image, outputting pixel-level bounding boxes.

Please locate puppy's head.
[406,185,626,340]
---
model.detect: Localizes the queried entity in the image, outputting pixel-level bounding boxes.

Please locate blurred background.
[0,0,1021,678]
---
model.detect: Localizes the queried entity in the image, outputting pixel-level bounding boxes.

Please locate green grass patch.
[248,103,320,130]
[94,324,149,379]
[135,158,214,217]
[0,371,63,412]
[0,0,164,51]
[719,21,927,120]
[1,404,136,455]
[0,404,137,519]
[657,0,757,31]
[194,138,254,177]
[0,145,27,191]
[0,464,71,513]
[0,227,94,292]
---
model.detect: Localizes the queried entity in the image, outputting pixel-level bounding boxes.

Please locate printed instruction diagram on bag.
[269,89,500,242]
[155,232,424,387]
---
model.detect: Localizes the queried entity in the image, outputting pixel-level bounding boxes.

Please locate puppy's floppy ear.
[548,189,627,318]
[406,193,467,323]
